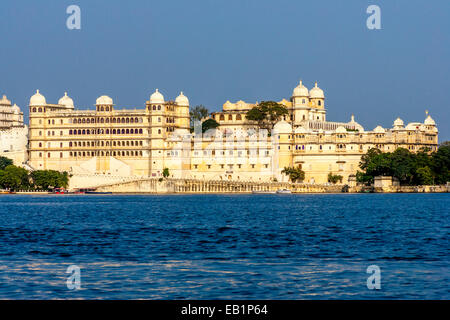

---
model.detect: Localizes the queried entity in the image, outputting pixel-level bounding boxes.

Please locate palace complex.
[1,79,439,188]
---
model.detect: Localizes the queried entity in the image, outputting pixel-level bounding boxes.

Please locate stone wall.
[94,178,344,194]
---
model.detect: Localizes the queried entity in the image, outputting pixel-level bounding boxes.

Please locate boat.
[252,190,276,194]
[276,189,292,194]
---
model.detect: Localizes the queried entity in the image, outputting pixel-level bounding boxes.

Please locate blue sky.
[0,0,449,140]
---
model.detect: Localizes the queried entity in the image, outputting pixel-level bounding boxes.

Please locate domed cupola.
[12,104,21,114]
[292,80,309,97]
[58,92,74,109]
[273,120,293,134]
[424,114,436,126]
[393,117,404,128]
[309,82,324,99]
[96,95,113,105]
[175,91,189,106]
[150,89,165,104]
[0,95,11,106]
[30,90,47,106]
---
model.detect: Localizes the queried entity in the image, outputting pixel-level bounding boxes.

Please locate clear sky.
[0,0,449,140]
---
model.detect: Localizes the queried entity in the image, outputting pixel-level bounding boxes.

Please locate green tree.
[31,170,69,190]
[0,156,13,170]
[328,172,343,184]
[416,166,434,185]
[0,165,30,190]
[190,105,209,129]
[245,101,289,132]
[281,166,305,183]
[431,142,450,184]
[162,168,170,178]
[201,118,220,133]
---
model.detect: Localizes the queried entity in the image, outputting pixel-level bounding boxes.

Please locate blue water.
[0,194,448,299]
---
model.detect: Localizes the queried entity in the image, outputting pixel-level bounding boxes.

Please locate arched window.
[228,115,233,121]
[236,114,242,120]
[69,130,73,135]
[220,115,225,121]
[121,129,125,134]
[105,106,109,112]
[139,129,143,134]
[126,118,130,123]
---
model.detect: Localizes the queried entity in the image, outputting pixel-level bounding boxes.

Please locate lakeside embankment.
[2,179,449,195]
[90,178,449,194]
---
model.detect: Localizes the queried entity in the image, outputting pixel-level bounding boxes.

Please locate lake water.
[0,193,448,299]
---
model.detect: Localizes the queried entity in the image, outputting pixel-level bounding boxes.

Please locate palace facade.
[0,95,28,165]
[25,80,438,186]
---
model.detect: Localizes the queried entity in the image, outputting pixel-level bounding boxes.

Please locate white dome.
[58,92,74,108]
[175,91,189,106]
[393,117,404,127]
[150,89,164,104]
[30,90,46,106]
[336,126,347,133]
[309,82,324,99]
[424,115,435,126]
[273,120,292,133]
[292,80,309,97]
[373,125,386,133]
[0,95,11,106]
[12,104,20,114]
[96,95,113,105]
[295,126,308,134]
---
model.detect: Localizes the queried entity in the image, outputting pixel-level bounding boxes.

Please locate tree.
[162,168,170,178]
[31,170,69,190]
[358,144,450,186]
[190,105,209,129]
[328,172,343,184]
[281,166,305,183]
[201,118,220,133]
[416,166,434,185]
[246,101,289,132]
[431,142,450,184]
[0,165,30,190]
[0,156,13,170]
